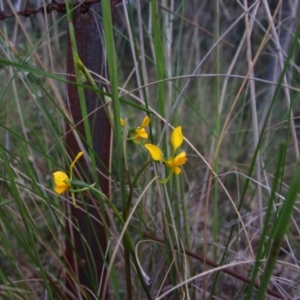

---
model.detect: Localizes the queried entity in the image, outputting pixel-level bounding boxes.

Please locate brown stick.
[65,3,111,299]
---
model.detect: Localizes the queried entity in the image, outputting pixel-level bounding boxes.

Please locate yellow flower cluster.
[144,126,187,175]
[52,119,186,198]
[120,116,150,142]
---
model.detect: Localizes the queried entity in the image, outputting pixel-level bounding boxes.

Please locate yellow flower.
[120,115,150,142]
[165,152,187,175]
[53,171,70,194]
[132,116,150,141]
[53,151,84,195]
[144,144,164,161]
[144,127,187,177]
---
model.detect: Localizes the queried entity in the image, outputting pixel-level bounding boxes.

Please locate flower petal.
[174,152,187,165]
[54,185,68,194]
[120,118,126,126]
[135,128,148,139]
[53,171,69,186]
[144,144,163,161]
[70,151,84,170]
[141,116,150,128]
[171,126,184,152]
[164,152,187,175]
[173,166,182,175]
[165,158,180,174]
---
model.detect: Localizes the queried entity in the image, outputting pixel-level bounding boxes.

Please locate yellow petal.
[54,185,69,194]
[135,128,148,139]
[164,152,186,175]
[141,116,150,128]
[53,171,69,186]
[120,118,126,126]
[171,126,184,152]
[173,166,182,175]
[70,151,84,170]
[144,144,163,161]
[174,152,187,165]
[165,159,181,174]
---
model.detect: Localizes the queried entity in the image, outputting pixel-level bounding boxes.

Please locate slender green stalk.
[151,0,166,119]
[213,0,221,259]
[256,171,300,298]
[244,145,286,299]
[101,2,131,297]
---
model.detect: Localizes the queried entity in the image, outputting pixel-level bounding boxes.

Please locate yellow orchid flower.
[52,171,70,194]
[144,126,187,178]
[132,116,150,141]
[53,151,84,195]
[120,115,150,142]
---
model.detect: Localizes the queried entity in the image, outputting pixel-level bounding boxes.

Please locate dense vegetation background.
[0,0,300,299]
